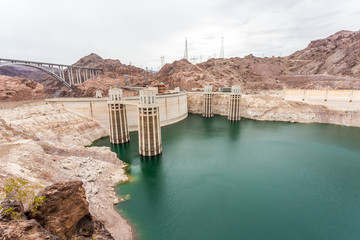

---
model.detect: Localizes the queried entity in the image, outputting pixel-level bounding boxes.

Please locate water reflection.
[228,120,241,140]
[110,142,132,163]
[140,154,164,204]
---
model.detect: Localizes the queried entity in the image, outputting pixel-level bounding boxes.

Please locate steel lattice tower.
[220,37,224,58]
[160,55,165,68]
[184,38,188,60]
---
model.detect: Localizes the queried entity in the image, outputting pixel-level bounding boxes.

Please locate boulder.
[31,180,89,240]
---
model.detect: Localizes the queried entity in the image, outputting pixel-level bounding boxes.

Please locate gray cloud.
[0,0,359,70]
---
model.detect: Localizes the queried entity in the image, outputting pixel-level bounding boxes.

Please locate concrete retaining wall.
[46,93,188,132]
[284,89,360,110]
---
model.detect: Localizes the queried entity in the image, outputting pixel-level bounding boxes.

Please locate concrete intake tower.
[138,88,162,156]
[108,88,130,144]
[203,85,214,118]
[228,86,241,121]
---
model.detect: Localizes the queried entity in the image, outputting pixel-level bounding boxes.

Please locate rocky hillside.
[0,65,47,81]
[289,30,360,76]
[72,53,153,97]
[0,75,45,101]
[0,103,132,239]
[155,56,287,90]
[39,53,153,97]
[2,29,360,100]
[155,30,360,91]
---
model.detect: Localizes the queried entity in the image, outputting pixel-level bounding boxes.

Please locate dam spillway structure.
[138,88,162,156]
[108,88,130,144]
[202,85,214,118]
[228,86,242,121]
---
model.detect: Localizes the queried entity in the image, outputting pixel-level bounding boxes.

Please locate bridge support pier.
[203,85,214,118]
[138,88,162,156]
[108,88,130,144]
[228,86,241,121]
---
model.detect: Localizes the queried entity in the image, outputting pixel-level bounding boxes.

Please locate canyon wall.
[187,92,360,128]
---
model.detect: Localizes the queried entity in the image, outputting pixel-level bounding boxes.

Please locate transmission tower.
[220,37,224,58]
[184,38,188,60]
[160,55,165,68]
[190,56,198,64]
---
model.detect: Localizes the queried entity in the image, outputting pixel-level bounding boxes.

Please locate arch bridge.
[0,58,103,89]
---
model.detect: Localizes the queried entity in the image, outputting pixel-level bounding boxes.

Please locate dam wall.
[46,92,188,132]
[187,92,230,116]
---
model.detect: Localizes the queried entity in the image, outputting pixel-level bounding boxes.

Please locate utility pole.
[220,37,224,58]
[184,38,188,60]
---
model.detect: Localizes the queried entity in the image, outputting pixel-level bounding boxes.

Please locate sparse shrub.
[0,178,46,219]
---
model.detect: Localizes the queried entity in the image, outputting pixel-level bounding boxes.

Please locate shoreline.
[0,103,133,240]
[0,94,358,239]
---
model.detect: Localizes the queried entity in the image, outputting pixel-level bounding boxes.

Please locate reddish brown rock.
[289,30,360,77]
[0,75,45,101]
[0,219,59,240]
[31,180,89,240]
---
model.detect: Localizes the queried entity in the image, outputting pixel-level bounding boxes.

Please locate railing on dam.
[284,89,360,110]
[45,92,188,131]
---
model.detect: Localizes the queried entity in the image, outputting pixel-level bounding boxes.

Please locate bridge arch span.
[0,63,71,89]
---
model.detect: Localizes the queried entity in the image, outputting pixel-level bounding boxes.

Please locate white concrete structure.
[95,90,103,98]
[108,88,130,144]
[228,86,241,121]
[284,89,360,111]
[203,85,214,118]
[138,89,162,156]
[46,92,188,131]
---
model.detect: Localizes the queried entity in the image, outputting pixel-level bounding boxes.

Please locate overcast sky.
[1,0,359,70]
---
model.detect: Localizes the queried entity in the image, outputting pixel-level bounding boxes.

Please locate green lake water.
[92,114,360,240]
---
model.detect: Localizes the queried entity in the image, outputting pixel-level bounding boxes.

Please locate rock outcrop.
[0,103,132,240]
[289,30,360,77]
[30,180,114,240]
[0,218,59,240]
[0,181,114,240]
[31,181,90,239]
[0,75,45,101]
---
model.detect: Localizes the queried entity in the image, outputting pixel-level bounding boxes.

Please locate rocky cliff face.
[0,218,59,240]
[0,181,114,240]
[289,30,360,77]
[187,92,360,127]
[0,75,45,101]
[0,102,132,240]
